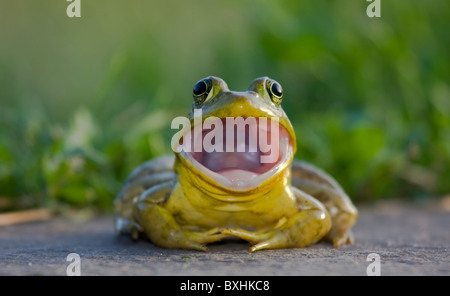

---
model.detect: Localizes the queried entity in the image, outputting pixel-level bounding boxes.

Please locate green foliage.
[0,0,449,211]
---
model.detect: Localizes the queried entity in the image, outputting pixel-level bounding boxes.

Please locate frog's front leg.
[133,182,229,251]
[224,188,331,252]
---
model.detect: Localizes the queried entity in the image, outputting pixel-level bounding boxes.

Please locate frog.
[114,76,358,252]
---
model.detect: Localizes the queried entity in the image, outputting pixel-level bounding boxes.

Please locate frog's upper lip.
[177,117,294,192]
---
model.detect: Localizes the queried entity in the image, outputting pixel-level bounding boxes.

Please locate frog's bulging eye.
[266,79,283,105]
[271,82,283,98]
[193,78,213,105]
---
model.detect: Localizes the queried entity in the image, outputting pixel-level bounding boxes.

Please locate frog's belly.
[165,181,298,231]
[174,208,275,230]
[172,200,296,231]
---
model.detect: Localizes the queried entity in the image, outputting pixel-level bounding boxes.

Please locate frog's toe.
[249,241,271,252]
[248,232,286,252]
[329,230,354,248]
[183,240,209,252]
[222,228,271,243]
[115,217,142,239]
[185,229,230,245]
[180,231,229,251]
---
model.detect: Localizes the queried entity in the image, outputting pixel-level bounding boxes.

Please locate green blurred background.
[0,0,449,212]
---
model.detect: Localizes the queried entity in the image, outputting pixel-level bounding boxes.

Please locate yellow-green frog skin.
[114,76,358,252]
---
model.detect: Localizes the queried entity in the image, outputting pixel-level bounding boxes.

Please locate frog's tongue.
[185,117,291,190]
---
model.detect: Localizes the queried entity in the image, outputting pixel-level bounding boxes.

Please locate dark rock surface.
[0,200,448,276]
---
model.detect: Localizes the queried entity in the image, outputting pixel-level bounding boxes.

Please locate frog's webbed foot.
[221,228,272,251]
[223,189,331,252]
[221,228,283,252]
[180,227,230,252]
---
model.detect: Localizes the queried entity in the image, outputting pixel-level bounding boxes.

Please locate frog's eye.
[266,79,283,105]
[193,78,213,105]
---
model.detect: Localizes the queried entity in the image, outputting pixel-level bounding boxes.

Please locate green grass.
[0,0,449,211]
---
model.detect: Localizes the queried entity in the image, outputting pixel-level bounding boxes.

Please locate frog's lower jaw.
[178,118,294,192]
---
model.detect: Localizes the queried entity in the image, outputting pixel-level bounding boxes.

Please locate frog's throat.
[174,118,294,200]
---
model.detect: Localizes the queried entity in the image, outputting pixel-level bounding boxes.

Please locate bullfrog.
[114,76,358,252]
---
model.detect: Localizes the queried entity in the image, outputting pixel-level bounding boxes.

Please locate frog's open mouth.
[179,117,293,191]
